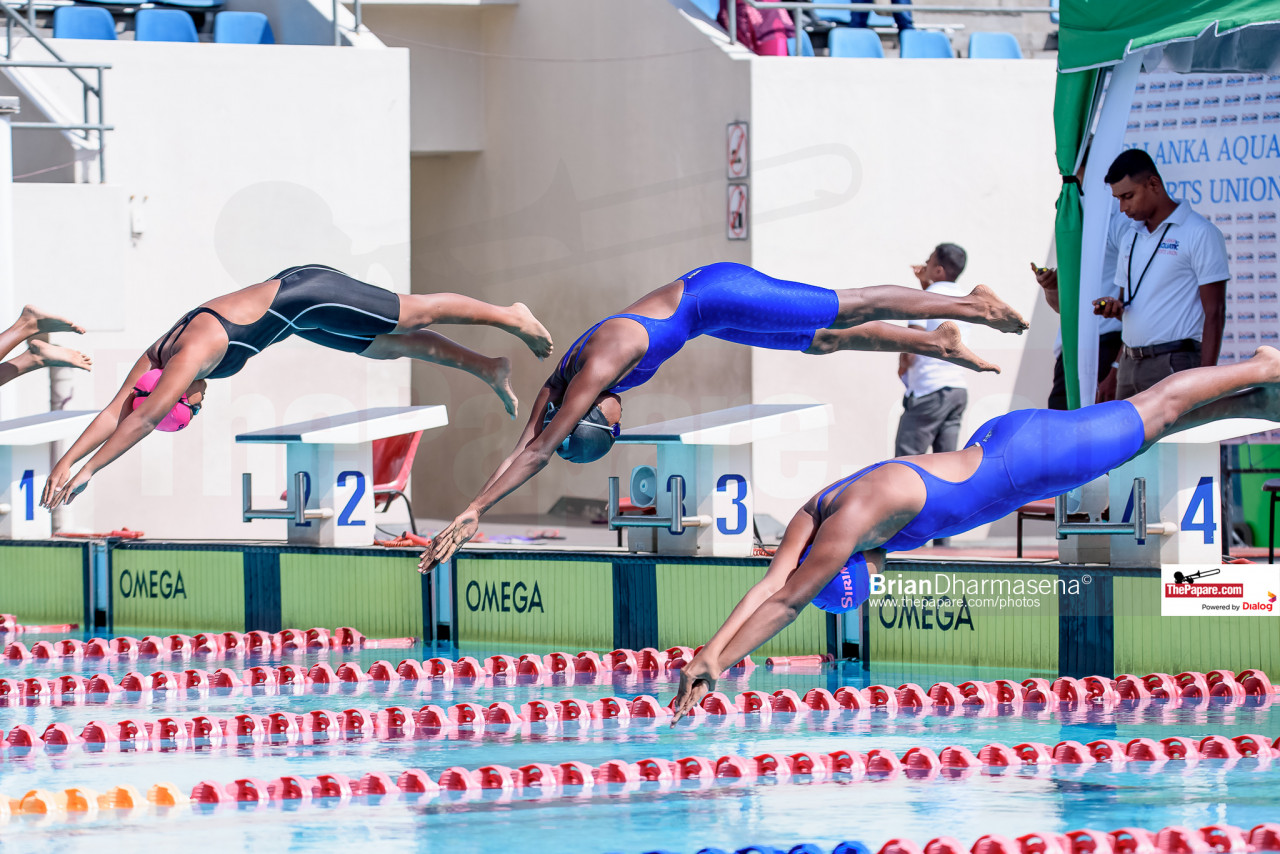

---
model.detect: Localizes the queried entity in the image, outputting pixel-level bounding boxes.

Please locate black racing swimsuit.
[156,265,402,379]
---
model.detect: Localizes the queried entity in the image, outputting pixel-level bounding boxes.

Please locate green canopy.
[1059,1,1280,73]
[1052,0,1280,408]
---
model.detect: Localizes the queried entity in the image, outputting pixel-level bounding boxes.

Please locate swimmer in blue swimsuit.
[42,265,554,509]
[670,348,1280,720]
[422,262,1029,572]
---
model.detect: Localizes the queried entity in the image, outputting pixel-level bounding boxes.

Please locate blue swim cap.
[543,402,620,464]
[811,551,870,613]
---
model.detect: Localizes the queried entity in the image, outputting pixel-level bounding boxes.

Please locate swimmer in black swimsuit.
[668,347,1280,722]
[41,265,553,508]
[0,305,92,387]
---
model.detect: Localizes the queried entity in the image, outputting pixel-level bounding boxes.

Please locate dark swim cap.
[811,551,870,613]
[543,402,620,464]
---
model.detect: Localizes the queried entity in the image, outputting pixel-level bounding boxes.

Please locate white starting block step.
[236,406,447,547]
[614,403,831,557]
[1106,417,1280,566]
[0,411,98,539]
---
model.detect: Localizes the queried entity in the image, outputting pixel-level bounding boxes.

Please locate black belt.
[1121,339,1199,360]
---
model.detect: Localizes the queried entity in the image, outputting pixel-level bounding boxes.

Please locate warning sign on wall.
[727,183,748,240]
[726,121,749,180]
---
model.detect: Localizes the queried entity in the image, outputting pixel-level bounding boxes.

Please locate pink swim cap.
[132,368,198,432]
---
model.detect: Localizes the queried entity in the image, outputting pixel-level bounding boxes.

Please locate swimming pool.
[0,631,1276,854]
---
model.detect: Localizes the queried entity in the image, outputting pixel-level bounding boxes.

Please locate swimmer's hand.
[41,463,73,508]
[419,509,480,573]
[670,658,717,726]
[44,467,91,509]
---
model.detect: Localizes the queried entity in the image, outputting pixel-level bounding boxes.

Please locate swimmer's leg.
[362,330,519,419]
[0,340,93,387]
[829,284,1028,335]
[0,306,85,361]
[806,321,1000,373]
[1129,346,1280,449]
[394,294,553,360]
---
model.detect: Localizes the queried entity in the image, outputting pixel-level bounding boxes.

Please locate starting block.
[608,403,831,557]
[0,411,97,539]
[236,406,447,546]
[1104,417,1280,566]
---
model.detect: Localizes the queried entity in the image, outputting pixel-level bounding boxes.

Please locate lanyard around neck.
[1123,222,1174,307]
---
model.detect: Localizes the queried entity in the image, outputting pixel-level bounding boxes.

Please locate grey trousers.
[895,386,968,457]
[1116,346,1201,400]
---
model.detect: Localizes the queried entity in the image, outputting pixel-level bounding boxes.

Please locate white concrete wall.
[360,4,486,153]
[394,0,756,519]
[1,41,410,539]
[747,57,1061,538]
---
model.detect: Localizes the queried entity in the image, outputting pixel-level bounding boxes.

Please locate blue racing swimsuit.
[552,262,839,393]
[809,401,1147,612]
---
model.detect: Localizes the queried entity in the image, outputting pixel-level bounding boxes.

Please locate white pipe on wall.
[0,96,18,422]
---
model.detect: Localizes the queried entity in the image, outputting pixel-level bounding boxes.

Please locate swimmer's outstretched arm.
[419,363,617,573]
[43,353,203,508]
[670,509,879,723]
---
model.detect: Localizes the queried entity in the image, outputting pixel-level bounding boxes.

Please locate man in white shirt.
[896,243,972,456]
[1094,148,1229,400]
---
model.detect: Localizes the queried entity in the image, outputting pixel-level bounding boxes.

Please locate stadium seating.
[135,8,199,42]
[968,31,1023,58]
[688,0,719,20]
[52,5,118,39]
[811,0,852,25]
[899,29,953,58]
[828,27,884,58]
[214,11,274,44]
[788,28,814,56]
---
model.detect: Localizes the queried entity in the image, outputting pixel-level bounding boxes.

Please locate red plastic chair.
[372,432,423,534]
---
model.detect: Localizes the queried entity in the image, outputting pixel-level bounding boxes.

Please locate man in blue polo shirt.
[1094,148,1229,401]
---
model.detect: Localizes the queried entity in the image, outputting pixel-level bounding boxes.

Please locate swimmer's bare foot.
[508,303,554,360]
[20,305,85,335]
[967,285,1028,335]
[27,339,92,371]
[486,356,519,419]
[934,322,999,373]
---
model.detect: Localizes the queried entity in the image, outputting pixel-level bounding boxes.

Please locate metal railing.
[332,0,361,47]
[1,0,111,182]
[729,1,1058,48]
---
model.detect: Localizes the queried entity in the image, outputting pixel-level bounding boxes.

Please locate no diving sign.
[727,183,748,240]
[726,121,748,179]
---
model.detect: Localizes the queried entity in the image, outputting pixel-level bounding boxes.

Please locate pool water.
[0,635,1276,854]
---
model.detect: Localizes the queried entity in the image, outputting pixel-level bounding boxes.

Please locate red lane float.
[1,626,413,665]
[876,826,1280,854]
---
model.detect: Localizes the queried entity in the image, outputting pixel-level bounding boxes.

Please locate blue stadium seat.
[866,10,895,27]
[899,29,953,58]
[52,5,117,39]
[135,8,198,41]
[968,31,1023,58]
[811,0,851,25]
[828,27,884,58]
[787,28,814,57]
[688,0,719,20]
[1050,0,1059,25]
[214,11,273,44]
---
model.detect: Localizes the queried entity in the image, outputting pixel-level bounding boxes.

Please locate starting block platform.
[0,411,97,539]
[236,406,447,547]
[612,403,831,557]
[1108,417,1280,566]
